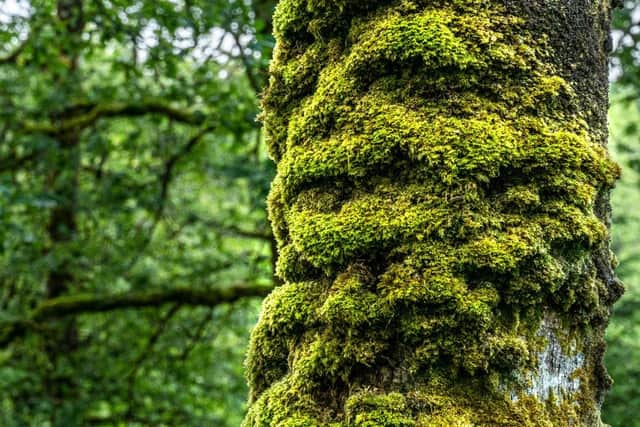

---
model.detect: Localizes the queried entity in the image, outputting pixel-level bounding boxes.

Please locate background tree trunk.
[245,0,623,425]
[42,1,85,424]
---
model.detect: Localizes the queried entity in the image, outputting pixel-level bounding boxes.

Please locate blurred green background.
[0,0,638,425]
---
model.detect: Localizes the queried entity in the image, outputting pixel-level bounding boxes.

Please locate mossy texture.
[245,0,620,425]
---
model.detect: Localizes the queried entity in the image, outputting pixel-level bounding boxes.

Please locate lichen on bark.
[244,1,623,425]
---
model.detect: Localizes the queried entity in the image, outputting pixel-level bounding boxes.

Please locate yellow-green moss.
[245,0,619,425]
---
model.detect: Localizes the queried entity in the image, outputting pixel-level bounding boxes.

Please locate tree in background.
[245,0,622,425]
[603,2,640,424]
[0,0,276,425]
[604,96,640,427]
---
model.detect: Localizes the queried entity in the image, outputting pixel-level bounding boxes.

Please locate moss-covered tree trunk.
[245,1,623,425]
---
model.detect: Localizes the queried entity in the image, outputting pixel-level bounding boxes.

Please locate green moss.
[243,376,326,427]
[345,392,414,426]
[246,0,619,425]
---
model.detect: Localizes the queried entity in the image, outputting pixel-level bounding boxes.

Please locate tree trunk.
[245,1,623,425]
[42,1,84,424]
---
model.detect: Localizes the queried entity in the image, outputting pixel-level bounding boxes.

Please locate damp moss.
[246,0,619,425]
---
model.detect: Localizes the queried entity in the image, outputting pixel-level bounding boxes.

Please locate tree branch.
[23,101,209,136]
[190,214,272,241]
[0,283,271,347]
[159,125,216,206]
[229,30,262,94]
[0,149,43,172]
[177,306,218,361]
[125,303,181,417]
[120,125,216,274]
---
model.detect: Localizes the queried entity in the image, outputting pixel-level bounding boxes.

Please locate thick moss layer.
[245,1,620,425]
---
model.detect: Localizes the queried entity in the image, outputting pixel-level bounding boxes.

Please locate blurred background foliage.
[607,2,640,425]
[0,0,276,425]
[0,0,637,425]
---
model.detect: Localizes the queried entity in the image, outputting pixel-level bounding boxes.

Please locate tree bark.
[245,0,622,425]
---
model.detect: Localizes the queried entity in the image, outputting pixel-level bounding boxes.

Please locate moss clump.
[245,0,619,425]
[345,392,414,426]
